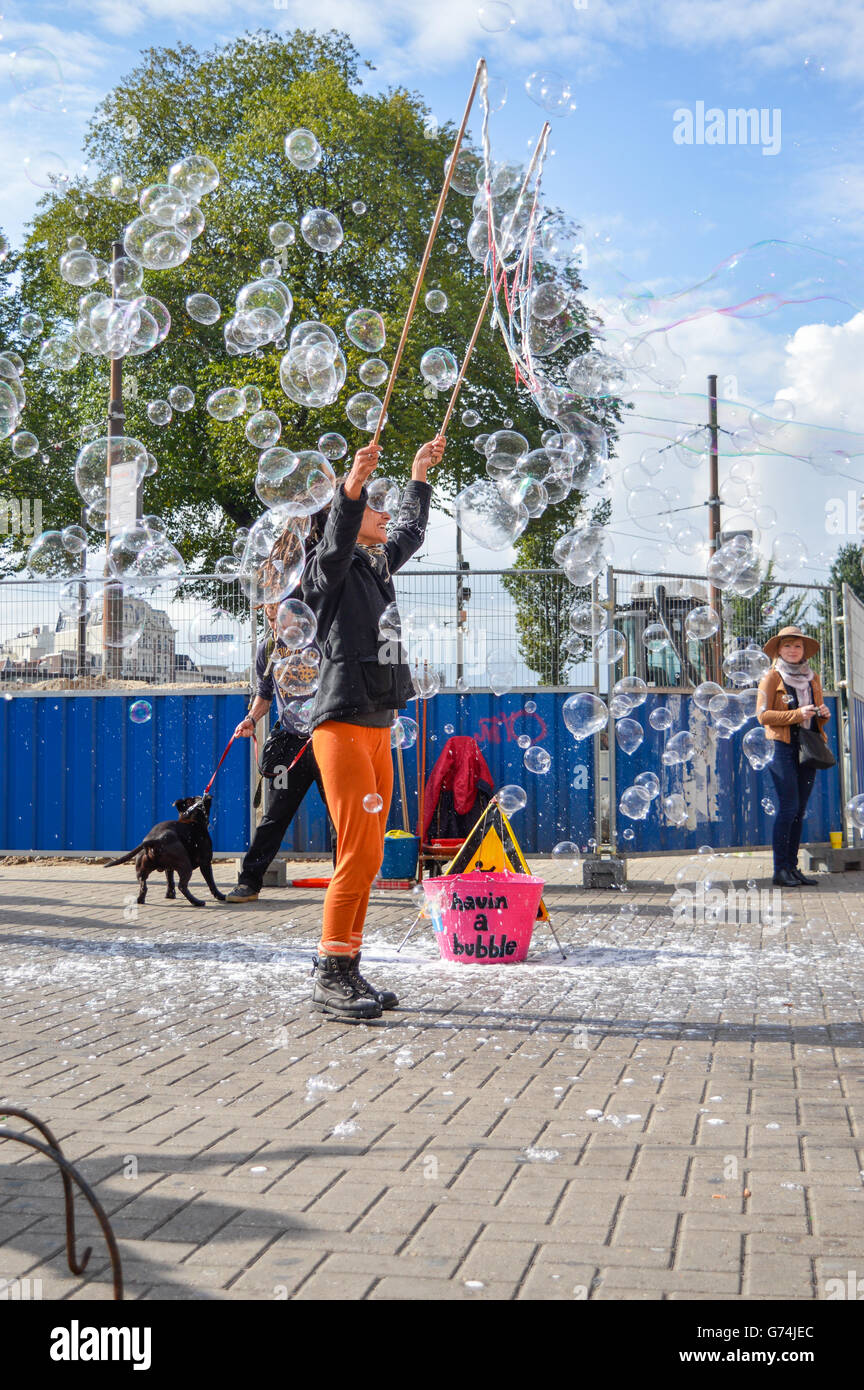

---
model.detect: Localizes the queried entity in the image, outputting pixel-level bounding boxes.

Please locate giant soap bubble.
[454,480,528,550]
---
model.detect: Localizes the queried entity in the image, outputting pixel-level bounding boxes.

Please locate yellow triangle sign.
[438,804,549,921]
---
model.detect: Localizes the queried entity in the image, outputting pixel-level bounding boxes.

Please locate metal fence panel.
[0,690,594,856]
[612,692,843,852]
[843,582,864,801]
[0,693,250,854]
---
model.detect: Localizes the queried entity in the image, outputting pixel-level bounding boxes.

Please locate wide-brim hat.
[763,625,819,660]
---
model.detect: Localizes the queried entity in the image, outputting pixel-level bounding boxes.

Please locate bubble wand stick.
[371,57,487,447]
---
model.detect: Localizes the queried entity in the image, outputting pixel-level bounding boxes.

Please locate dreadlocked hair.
[259,508,331,595]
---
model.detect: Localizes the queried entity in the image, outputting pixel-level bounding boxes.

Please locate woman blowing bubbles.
[301,434,446,1022]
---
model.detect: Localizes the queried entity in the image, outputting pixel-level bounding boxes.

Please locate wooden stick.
[371,57,487,447]
[395,740,410,833]
[438,121,551,436]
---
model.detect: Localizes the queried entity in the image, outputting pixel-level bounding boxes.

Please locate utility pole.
[455,459,469,685]
[103,239,126,680]
[707,373,723,682]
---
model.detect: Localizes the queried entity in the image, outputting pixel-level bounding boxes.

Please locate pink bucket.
[423,871,544,964]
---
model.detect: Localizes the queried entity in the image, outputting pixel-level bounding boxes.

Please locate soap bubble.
[619,785,651,821]
[186,293,221,325]
[563,692,608,741]
[616,719,644,755]
[318,432,347,460]
[11,431,39,458]
[280,335,347,409]
[269,221,296,249]
[367,477,400,513]
[272,647,320,697]
[38,335,80,372]
[346,391,386,432]
[254,448,299,506]
[643,622,671,653]
[445,148,483,196]
[846,794,864,829]
[570,601,607,637]
[634,771,660,800]
[743,727,774,770]
[10,45,65,112]
[420,347,458,391]
[462,409,480,428]
[352,200,367,215]
[772,532,808,571]
[693,680,724,710]
[662,730,696,766]
[425,290,448,313]
[59,249,99,286]
[124,215,191,270]
[19,312,44,339]
[685,605,720,640]
[129,700,152,725]
[26,531,81,579]
[146,399,172,426]
[455,480,528,550]
[486,429,528,460]
[724,645,770,688]
[593,628,625,664]
[358,358,388,387]
[285,128,323,170]
[23,149,70,190]
[392,715,418,749]
[761,797,775,816]
[361,791,383,815]
[552,841,580,860]
[496,785,527,815]
[663,793,687,826]
[530,281,568,320]
[168,154,219,200]
[478,1,515,29]
[167,385,195,412]
[275,598,317,649]
[300,208,343,253]
[525,70,576,116]
[74,436,148,508]
[245,411,282,449]
[613,675,648,707]
[524,746,551,774]
[260,452,335,516]
[206,387,245,421]
[345,308,386,353]
[517,734,531,749]
[649,706,673,731]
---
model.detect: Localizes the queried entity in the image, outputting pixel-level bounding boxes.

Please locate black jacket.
[301,478,431,730]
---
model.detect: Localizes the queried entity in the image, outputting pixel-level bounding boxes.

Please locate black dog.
[104,796,226,907]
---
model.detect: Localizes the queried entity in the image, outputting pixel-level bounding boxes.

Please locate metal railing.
[0,566,839,695]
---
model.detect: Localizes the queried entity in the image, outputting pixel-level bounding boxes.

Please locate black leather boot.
[348,951,398,1010]
[772,868,799,887]
[788,866,818,886]
[311,955,382,1022]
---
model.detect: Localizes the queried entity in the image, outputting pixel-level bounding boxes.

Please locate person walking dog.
[301,435,445,1022]
[227,599,335,902]
[757,626,834,887]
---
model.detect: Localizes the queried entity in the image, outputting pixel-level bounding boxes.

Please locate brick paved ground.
[2,850,864,1301]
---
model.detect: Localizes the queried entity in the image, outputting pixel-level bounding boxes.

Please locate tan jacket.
[756,666,829,744]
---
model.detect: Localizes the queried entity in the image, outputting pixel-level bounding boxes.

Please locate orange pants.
[311,721,394,955]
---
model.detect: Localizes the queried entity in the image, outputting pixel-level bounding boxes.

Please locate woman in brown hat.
[757,627,830,887]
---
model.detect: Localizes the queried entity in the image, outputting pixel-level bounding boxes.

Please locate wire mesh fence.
[610,569,838,691]
[0,565,839,694]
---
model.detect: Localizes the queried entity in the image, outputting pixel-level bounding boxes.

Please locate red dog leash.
[203,733,259,796]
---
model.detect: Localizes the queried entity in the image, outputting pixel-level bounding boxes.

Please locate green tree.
[815,541,864,682]
[0,29,550,574]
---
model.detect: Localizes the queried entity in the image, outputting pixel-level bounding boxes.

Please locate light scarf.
[775,656,814,727]
[357,542,390,581]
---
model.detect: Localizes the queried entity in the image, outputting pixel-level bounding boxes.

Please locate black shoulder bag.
[791,680,836,770]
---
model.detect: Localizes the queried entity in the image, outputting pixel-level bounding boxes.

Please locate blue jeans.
[766,739,816,873]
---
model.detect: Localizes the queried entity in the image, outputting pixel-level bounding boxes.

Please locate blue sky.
[3,0,864,578]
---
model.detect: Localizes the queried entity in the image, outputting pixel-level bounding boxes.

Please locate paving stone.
[3,853,864,1302]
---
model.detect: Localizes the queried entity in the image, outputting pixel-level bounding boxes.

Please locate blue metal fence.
[3,689,841,858]
[613,693,844,853]
[0,693,251,855]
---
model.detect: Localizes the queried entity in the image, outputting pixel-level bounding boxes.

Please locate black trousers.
[239,736,335,890]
